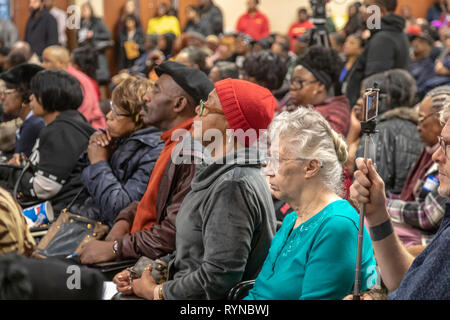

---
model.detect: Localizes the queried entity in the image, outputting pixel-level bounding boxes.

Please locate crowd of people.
[0,0,449,301]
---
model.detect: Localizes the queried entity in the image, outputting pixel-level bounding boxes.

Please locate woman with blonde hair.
[245,107,377,300]
[72,76,164,226]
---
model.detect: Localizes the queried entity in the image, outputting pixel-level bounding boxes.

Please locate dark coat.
[79,18,112,83]
[25,9,59,57]
[356,107,424,195]
[345,14,410,107]
[19,110,94,215]
[117,27,145,71]
[74,127,164,226]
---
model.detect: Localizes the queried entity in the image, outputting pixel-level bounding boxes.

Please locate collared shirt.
[389,201,450,300]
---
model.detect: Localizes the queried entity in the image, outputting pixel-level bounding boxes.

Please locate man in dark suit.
[25,0,59,58]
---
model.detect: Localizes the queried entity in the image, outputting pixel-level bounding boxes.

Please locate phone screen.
[364,91,379,122]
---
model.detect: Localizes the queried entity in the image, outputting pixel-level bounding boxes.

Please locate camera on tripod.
[310,0,327,22]
[308,0,330,47]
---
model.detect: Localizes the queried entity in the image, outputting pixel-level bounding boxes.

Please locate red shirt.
[288,20,314,51]
[131,118,194,233]
[236,10,270,41]
[67,65,106,130]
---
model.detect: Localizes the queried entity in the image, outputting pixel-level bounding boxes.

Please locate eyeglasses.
[264,154,321,172]
[110,101,131,118]
[198,100,224,117]
[0,89,17,96]
[418,112,438,125]
[289,78,318,91]
[438,136,450,157]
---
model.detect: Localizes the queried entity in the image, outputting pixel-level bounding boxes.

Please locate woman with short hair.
[72,76,164,226]
[245,107,377,300]
[0,69,96,215]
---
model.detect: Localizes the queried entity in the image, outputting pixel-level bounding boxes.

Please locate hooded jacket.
[19,110,95,215]
[356,107,424,195]
[72,127,164,226]
[344,14,410,106]
[163,146,277,300]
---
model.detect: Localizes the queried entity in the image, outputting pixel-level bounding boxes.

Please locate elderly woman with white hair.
[245,107,378,300]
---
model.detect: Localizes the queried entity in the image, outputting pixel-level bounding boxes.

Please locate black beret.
[0,63,44,86]
[155,61,214,104]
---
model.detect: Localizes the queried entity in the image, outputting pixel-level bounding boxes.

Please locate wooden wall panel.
[395,0,436,20]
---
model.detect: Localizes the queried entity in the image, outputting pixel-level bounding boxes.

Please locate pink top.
[67,65,106,130]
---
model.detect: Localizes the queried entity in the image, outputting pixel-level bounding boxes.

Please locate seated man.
[78,61,214,264]
[387,86,450,247]
[349,100,450,299]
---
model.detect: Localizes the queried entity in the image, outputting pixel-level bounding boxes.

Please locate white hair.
[269,107,348,195]
[440,99,450,125]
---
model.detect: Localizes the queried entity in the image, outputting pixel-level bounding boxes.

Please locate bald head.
[10,41,32,60]
[42,46,71,70]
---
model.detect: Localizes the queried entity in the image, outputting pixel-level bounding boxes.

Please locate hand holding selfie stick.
[353,83,380,300]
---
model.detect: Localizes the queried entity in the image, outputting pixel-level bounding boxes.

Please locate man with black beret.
[79,61,214,264]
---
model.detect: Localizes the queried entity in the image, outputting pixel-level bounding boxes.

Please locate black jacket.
[344,14,410,107]
[21,110,95,215]
[25,9,59,57]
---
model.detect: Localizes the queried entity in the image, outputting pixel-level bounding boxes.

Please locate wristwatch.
[112,240,119,255]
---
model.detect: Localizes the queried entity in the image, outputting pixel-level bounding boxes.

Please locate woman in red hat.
[114,79,279,300]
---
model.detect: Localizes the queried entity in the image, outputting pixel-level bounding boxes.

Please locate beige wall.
[74,0,105,17]
[215,0,354,35]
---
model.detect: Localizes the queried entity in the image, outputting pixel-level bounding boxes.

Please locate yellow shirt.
[147,15,181,37]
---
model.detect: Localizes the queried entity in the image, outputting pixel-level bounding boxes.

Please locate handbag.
[33,209,109,259]
[32,188,109,259]
[127,256,168,284]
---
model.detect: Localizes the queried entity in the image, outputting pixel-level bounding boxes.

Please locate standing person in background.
[43,0,67,48]
[184,5,212,37]
[147,3,181,38]
[287,8,314,52]
[118,15,145,71]
[342,2,364,38]
[345,0,410,107]
[78,2,112,89]
[236,0,270,41]
[25,0,58,58]
[340,33,365,95]
[198,0,223,36]
[41,46,106,130]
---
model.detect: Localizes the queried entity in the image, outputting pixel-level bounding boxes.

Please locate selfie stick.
[353,84,379,300]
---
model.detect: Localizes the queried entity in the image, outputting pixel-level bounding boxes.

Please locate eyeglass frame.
[110,101,132,118]
[264,154,323,172]
[418,112,439,125]
[438,136,450,157]
[289,78,319,91]
[0,88,17,96]
[198,99,224,117]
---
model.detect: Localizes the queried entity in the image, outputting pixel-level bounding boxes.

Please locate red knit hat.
[214,79,276,147]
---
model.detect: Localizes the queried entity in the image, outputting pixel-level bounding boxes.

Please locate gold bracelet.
[153,284,164,300]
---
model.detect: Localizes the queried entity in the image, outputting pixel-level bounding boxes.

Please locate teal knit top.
[245,200,378,300]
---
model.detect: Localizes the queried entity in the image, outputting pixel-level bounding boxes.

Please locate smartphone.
[362,87,380,123]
